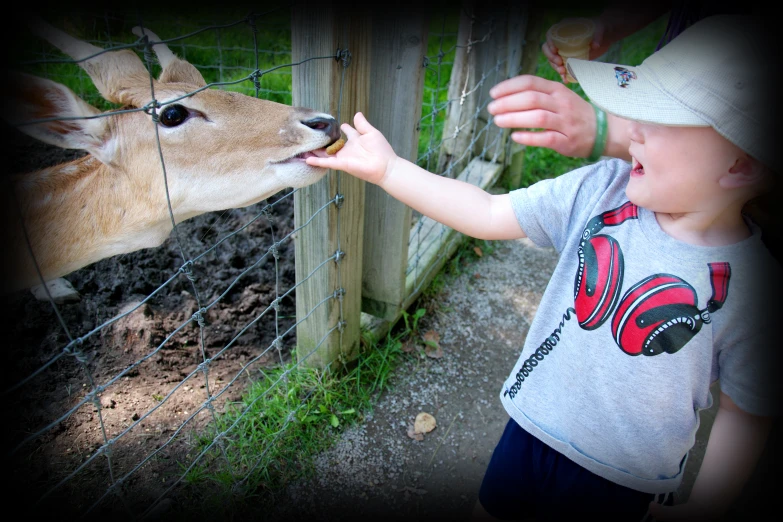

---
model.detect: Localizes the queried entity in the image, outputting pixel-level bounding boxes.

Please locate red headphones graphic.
[504,202,732,400]
[574,202,731,356]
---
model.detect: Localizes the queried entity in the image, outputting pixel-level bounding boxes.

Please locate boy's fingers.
[341,123,360,140]
[306,156,335,168]
[353,112,378,134]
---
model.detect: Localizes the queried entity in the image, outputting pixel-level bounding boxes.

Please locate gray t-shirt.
[502,158,781,494]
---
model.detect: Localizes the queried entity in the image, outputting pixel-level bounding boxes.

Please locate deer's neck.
[12,155,175,288]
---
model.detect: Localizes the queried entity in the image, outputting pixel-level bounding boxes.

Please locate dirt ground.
[1,130,301,519]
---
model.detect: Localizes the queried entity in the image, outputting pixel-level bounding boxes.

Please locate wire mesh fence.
[2,6,353,519]
[0,2,558,519]
[400,4,528,315]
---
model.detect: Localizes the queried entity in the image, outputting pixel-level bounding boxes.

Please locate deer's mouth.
[275,136,343,164]
[277,147,330,164]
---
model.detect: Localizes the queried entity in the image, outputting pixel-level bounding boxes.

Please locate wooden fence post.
[471,3,512,165]
[437,0,477,178]
[501,4,544,190]
[361,2,535,343]
[360,10,430,321]
[291,5,370,369]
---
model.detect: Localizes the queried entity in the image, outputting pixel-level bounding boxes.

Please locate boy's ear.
[720,156,768,190]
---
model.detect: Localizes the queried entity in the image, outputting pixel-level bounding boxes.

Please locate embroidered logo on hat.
[614,67,636,88]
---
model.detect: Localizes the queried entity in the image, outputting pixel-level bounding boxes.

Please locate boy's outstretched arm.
[648,392,773,521]
[306,112,526,241]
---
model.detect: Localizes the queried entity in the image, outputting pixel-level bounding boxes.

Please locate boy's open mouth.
[632,160,644,176]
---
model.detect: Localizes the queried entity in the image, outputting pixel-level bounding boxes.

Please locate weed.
[401,307,426,336]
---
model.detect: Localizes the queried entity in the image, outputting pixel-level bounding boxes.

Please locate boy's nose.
[627,122,644,143]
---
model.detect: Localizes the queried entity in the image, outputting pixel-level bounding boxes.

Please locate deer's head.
[0,18,341,293]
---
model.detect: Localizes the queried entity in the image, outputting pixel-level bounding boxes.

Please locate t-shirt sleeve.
[718,332,781,417]
[508,159,631,252]
[717,256,783,417]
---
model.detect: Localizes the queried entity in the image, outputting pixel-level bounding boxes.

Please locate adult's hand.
[488,75,598,158]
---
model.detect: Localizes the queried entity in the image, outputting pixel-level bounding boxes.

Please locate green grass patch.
[178,324,411,514]
[417,9,461,171]
[15,8,294,111]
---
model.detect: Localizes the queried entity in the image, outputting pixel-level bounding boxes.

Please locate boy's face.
[625,122,744,213]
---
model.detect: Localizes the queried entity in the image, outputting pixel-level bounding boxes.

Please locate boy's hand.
[305,112,398,186]
[487,75,597,158]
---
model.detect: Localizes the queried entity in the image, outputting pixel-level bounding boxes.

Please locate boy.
[306,15,780,521]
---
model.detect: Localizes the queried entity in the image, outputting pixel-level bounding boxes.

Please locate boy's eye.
[159,104,190,127]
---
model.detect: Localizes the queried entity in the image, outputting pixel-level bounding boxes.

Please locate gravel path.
[254,237,722,522]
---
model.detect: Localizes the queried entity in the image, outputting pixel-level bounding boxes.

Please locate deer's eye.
[159,104,189,127]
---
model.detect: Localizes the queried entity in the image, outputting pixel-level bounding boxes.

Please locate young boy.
[306,15,781,521]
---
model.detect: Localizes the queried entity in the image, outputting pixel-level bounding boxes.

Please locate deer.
[0,17,340,300]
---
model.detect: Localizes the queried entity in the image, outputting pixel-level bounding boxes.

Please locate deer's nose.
[301,117,340,141]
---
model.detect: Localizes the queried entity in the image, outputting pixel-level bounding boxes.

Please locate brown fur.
[2,20,336,294]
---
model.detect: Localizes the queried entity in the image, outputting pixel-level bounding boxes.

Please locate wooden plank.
[361,10,430,322]
[519,5,546,78]
[491,2,528,164]
[472,3,511,163]
[499,6,542,190]
[501,142,527,190]
[436,1,477,178]
[291,6,370,369]
[360,2,540,343]
[362,157,504,341]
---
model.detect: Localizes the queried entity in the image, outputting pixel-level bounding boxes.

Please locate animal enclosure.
[2,3,537,519]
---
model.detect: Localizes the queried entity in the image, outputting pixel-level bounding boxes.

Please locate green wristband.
[588,105,607,162]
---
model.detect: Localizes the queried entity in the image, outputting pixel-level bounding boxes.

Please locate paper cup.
[548,18,595,83]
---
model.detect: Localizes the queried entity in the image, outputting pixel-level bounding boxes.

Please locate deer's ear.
[131,27,206,87]
[158,58,207,87]
[1,72,115,163]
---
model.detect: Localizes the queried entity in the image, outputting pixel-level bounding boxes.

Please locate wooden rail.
[291,2,536,367]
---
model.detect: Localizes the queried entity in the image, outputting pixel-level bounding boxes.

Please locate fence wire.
[2,4,639,520]
[3,7,346,519]
[408,7,520,301]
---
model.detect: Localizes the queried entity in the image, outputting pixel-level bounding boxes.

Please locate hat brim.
[566,59,710,127]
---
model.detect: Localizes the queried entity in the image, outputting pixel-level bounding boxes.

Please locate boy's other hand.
[487,75,597,158]
[305,112,398,187]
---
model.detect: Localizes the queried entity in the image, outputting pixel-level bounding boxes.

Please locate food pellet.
[326,138,345,155]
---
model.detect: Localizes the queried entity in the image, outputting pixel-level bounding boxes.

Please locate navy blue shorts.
[478,419,674,521]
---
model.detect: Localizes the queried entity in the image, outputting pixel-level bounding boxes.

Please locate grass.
[175,316,412,516]
[417,10,460,170]
[175,224,498,519]
[15,7,296,111]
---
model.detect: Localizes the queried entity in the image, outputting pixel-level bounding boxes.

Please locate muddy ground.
[1,128,301,519]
